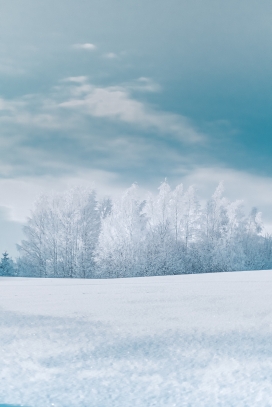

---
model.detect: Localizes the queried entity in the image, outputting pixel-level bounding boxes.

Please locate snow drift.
[1,270,272,406]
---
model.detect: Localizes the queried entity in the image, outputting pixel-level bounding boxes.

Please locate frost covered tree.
[17,181,271,278]
[95,184,147,278]
[142,181,201,275]
[143,181,173,275]
[196,183,264,273]
[199,182,230,272]
[17,195,49,277]
[171,185,200,273]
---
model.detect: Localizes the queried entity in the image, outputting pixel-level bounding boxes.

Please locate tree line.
[7,181,271,278]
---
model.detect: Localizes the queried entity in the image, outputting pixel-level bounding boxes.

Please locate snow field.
[1,270,272,406]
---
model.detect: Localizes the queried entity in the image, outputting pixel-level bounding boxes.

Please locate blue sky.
[1,0,272,257]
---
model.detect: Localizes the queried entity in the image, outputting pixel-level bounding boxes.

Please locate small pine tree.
[0,251,15,276]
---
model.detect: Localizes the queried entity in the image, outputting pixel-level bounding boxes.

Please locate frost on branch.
[17,182,270,278]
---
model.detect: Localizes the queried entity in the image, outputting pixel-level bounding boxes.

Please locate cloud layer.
[0,77,206,184]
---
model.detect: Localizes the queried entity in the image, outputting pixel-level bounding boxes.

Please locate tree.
[17,181,271,278]
[17,187,102,278]
[143,181,173,275]
[96,184,147,278]
[0,251,15,276]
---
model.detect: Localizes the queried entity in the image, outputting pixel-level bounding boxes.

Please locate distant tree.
[17,187,102,278]
[17,181,271,278]
[143,181,173,275]
[96,184,147,278]
[0,251,15,276]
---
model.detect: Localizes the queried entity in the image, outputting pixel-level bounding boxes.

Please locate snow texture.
[1,270,272,406]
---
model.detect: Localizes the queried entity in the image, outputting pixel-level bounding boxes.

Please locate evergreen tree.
[0,251,15,276]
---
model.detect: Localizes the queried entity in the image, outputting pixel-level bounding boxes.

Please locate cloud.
[120,77,162,93]
[0,97,26,112]
[103,52,118,59]
[59,80,204,142]
[73,43,97,50]
[0,58,25,76]
[136,77,161,92]
[63,76,88,84]
[0,76,208,191]
[0,93,77,130]
[0,77,204,143]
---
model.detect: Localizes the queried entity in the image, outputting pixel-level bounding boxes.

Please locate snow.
[1,270,272,406]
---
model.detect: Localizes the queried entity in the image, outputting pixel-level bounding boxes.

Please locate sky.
[1,0,272,257]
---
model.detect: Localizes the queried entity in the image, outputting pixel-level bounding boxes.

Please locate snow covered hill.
[1,270,272,407]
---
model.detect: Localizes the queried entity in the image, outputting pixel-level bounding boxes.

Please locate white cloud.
[0,97,26,112]
[0,58,25,76]
[136,77,161,92]
[73,43,97,50]
[63,76,88,84]
[0,107,65,130]
[103,52,118,59]
[0,77,204,142]
[59,81,204,142]
[0,94,77,130]
[120,77,161,93]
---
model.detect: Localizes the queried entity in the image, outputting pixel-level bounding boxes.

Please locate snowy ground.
[1,270,272,407]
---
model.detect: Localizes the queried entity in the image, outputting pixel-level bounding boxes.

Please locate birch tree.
[18,187,101,277]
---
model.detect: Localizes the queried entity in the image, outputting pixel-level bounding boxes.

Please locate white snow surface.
[1,270,272,407]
